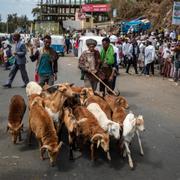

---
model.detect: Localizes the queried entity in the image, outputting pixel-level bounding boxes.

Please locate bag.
[8,56,15,65]
[34,72,39,83]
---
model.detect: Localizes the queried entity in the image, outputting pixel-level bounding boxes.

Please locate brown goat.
[7,95,26,144]
[104,95,129,110]
[104,95,128,125]
[73,106,111,161]
[62,107,78,160]
[28,95,63,166]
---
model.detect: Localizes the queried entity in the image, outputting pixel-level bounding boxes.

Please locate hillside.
[111,0,175,30]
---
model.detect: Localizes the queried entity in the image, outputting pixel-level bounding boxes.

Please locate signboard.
[172,1,180,25]
[82,4,110,12]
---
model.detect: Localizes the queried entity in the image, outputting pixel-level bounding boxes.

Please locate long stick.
[90,71,117,96]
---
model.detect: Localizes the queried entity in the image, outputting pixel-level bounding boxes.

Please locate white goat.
[87,103,120,139]
[122,111,145,169]
[26,81,42,97]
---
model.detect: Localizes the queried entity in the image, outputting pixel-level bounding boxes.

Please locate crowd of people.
[0,27,180,90]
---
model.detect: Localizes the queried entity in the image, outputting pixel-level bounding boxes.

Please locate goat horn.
[77,118,88,125]
[97,139,101,148]
[107,151,111,161]
[58,141,63,150]
[91,134,103,142]
[15,122,23,131]
[7,122,13,129]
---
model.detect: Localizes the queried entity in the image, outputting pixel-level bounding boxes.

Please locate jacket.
[15,40,27,65]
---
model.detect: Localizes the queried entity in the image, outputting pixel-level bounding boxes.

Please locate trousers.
[7,63,29,85]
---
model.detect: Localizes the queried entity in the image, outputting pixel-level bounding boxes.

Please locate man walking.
[3,33,29,88]
[126,40,139,74]
[30,35,58,86]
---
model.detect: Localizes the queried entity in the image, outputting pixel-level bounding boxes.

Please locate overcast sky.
[0,0,37,22]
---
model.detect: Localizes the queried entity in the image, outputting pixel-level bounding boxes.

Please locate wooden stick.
[90,71,118,96]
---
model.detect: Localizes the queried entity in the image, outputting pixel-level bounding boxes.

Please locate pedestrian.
[173,43,180,86]
[99,37,116,95]
[3,33,29,88]
[138,41,145,72]
[30,35,58,87]
[110,35,120,90]
[144,41,156,76]
[65,33,71,54]
[122,38,130,68]
[2,41,13,70]
[162,44,172,78]
[126,39,139,74]
[78,39,101,91]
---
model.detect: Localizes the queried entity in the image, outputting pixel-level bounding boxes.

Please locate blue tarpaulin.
[121,18,151,33]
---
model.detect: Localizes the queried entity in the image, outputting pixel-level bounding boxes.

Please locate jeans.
[145,61,154,75]
[126,58,138,74]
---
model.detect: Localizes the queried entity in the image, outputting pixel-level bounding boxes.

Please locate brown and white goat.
[28,95,63,166]
[80,89,112,120]
[73,106,111,161]
[7,95,26,144]
[43,83,77,133]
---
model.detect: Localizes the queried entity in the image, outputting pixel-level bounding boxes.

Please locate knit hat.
[86,39,97,46]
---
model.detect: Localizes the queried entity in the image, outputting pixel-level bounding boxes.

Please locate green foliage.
[6,14,31,33]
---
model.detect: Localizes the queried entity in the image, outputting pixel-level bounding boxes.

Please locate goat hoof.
[40,156,45,161]
[69,156,74,161]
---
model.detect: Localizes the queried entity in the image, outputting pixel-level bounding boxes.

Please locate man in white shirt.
[122,38,130,68]
[144,41,155,76]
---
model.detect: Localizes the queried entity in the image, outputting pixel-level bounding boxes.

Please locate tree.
[32,7,41,19]
[6,13,31,33]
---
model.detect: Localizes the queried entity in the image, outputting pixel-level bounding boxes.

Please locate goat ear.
[69,83,74,87]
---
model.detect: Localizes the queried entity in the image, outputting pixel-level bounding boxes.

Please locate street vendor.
[78,39,101,91]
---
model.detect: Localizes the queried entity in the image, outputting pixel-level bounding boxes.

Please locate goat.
[62,107,78,160]
[26,81,42,97]
[104,94,129,110]
[7,95,26,144]
[87,103,120,140]
[122,112,145,169]
[28,95,63,166]
[43,83,76,133]
[81,92,112,120]
[73,106,111,161]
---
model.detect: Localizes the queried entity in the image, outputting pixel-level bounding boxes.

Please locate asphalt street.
[0,55,180,180]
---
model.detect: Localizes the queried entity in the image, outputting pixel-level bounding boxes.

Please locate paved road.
[0,55,180,180]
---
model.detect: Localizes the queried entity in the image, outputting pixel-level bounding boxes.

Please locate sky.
[0,0,37,22]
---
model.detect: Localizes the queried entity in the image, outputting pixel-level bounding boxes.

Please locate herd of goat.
[6,81,145,169]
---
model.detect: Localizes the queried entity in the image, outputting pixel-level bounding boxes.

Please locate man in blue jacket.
[3,33,29,88]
